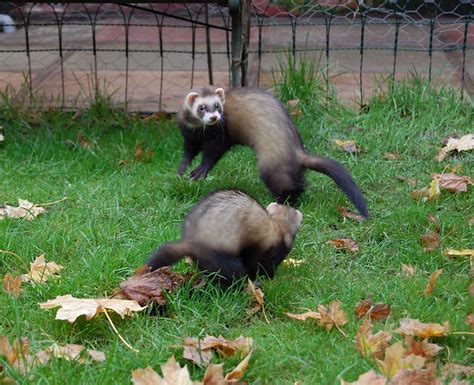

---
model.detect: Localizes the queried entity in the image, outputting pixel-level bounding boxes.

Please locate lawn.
[0,77,472,384]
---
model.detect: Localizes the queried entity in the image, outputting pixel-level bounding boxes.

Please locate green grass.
[0,78,473,384]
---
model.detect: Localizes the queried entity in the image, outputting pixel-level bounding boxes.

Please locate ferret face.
[185,88,225,126]
[266,202,303,248]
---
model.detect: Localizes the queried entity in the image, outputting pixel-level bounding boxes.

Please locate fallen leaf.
[131,366,164,385]
[328,238,359,252]
[318,301,347,330]
[117,266,184,306]
[39,294,145,323]
[77,132,92,148]
[404,336,442,359]
[465,314,474,329]
[333,139,361,154]
[287,99,302,118]
[445,248,474,258]
[180,335,253,366]
[286,311,322,322]
[427,213,439,227]
[383,152,400,160]
[354,299,391,321]
[224,351,252,381]
[390,364,440,385]
[2,274,23,297]
[0,199,46,221]
[431,173,473,193]
[436,133,474,161]
[20,255,63,284]
[394,318,449,338]
[0,336,34,374]
[337,207,366,222]
[247,280,264,316]
[420,231,440,252]
[411,178,440,202]
[355,318,392,360]
[441,363,474,382]
[36,344,105,364]
[423,269,443,296]
[450,163,463,174]
[131,356,195,385]
[340,370,387,385]
[375,341,426,378]
[134,142,153,163]
[401,264,416,278]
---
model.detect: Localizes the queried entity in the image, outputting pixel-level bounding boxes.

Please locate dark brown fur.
[146,189,302,286]
[177,87,369,218]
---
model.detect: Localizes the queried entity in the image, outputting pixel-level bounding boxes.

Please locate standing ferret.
[176,86,369,218]
[146,189,302,286]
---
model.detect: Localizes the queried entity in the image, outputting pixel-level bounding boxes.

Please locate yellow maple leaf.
[445,248,474,258]
[394,318,449,339]
[376,341,425,378]
[39,294,145,323]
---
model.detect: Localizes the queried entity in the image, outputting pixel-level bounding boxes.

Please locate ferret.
[146,189,302,286]
[176,86,369,218]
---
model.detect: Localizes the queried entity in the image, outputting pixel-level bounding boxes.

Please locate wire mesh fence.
[0,1,472,112]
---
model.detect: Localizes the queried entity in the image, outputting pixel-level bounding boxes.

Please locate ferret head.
[266,202,303,248]
[184,87,225,127]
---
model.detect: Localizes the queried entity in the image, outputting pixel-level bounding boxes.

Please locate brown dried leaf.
[337,207,366,222]
[0,336,34,374]
[39,294,145,323]
[355,319,392,360]
[36,344,105,365]
[117,266,184,306]
[247,280,264,315]
[2,274,23,297]
[333,139,361,154]
[436,133,474,161]
[420,231,440,252]
[411,179,440,202]
[286,311,322,322]
[180,335,253,366]
[404,336,442,359]
[0,199,46,221]
[401,264,416,278]
[441,363,474,382]
[445,248,474,258]
[354,299,391,321]
[224,351,252,381]
[21,255,63,284]
[77,132,93,148]
[390,364,441,385]
[134,142,153,163]
[383,152,401,160]
[465,314,474,329]
[431,173,473,193]
[317,301,348,331]
[328,238,359,252]
[340,370,387,385]
[375,341,426,378]
[131,356,198,385]
[424,269,443,296]
[287,99,302,118]
[395,318,450,339]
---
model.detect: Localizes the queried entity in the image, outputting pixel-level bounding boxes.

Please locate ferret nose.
[210,116,217,122]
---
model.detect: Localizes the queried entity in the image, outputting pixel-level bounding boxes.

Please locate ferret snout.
[203,112,221,126]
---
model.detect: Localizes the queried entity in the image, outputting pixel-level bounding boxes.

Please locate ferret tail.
[299,152,369,218]
[146,240,191,271]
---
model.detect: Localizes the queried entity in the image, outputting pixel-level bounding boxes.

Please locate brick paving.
[0,12,472,112]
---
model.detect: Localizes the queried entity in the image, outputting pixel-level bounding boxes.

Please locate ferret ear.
[266,202,279,215]
[185,92,199,108]
[215,88,225,104]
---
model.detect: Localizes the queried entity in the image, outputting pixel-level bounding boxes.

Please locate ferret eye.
[215,103,220,109]
[199,105,205,111]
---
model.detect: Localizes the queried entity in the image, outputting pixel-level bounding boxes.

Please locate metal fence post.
[229,0,241,88]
